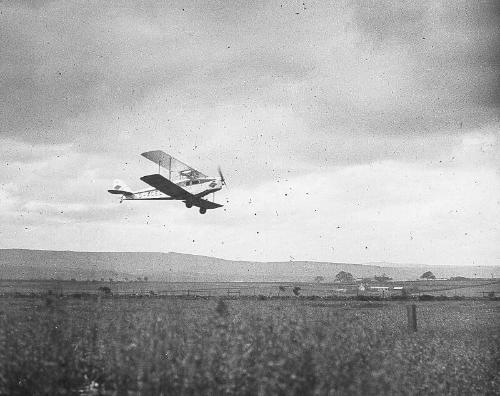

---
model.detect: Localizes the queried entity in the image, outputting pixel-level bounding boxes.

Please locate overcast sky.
[1,0,499,266]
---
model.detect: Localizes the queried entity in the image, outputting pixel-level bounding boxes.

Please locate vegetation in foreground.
[0,297,498,395]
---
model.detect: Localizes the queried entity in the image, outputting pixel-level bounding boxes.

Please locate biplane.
[108,150,226,214]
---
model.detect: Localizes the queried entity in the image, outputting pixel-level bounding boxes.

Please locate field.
[0,296,498,395]
[1,279,499,298]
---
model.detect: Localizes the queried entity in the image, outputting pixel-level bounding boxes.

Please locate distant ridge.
[0,249,498,282]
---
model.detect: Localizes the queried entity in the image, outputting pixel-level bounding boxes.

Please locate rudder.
[108,179,133,195]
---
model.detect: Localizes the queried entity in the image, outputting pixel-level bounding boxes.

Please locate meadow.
[1,278,498,298]
[0,296,498,395]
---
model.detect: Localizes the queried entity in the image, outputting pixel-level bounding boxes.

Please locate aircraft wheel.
[199,208,207,214]
[185,202,193,208]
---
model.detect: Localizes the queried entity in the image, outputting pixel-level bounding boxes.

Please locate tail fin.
[108,179,133,196]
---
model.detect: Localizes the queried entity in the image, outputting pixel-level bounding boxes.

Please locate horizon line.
[1,247,496,268]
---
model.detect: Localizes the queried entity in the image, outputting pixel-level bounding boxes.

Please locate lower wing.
[140,174,191,199]
[188,197,223,209]
[140,174,223,209]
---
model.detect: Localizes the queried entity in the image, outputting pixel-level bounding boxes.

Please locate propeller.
[218,166,226,186]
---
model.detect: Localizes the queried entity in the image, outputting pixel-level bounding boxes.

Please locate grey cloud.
[0,140,72,164]
[0,0,498,173]
[352,1,500,112]
[353,1,429,44]
[1,2,205,141]
[353,1,498,46]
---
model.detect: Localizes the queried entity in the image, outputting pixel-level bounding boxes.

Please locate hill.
[0,249,498,282]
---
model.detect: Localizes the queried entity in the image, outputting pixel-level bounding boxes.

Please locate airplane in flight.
[108,150,226,214]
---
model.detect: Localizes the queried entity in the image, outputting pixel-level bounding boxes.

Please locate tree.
[98,286,111,295]
[374,273,392,283]
[335,271,355,283]
[420,271,436,280]
[314,276,325,283]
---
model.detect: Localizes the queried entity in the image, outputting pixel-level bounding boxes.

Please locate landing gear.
[199,208,207,215]
[185,202,193,208]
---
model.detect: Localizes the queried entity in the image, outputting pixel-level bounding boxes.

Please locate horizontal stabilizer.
[109,179,133,195]
[108,189,133,196]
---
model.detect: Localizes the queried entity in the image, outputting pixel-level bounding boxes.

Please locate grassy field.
[0,297,498,395]
[1,279,499,298]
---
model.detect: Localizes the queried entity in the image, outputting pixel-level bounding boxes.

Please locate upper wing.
[141,150,207,180]
[140,174,223,209]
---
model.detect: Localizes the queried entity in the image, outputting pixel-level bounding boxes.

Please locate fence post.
[407,304,417,332]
